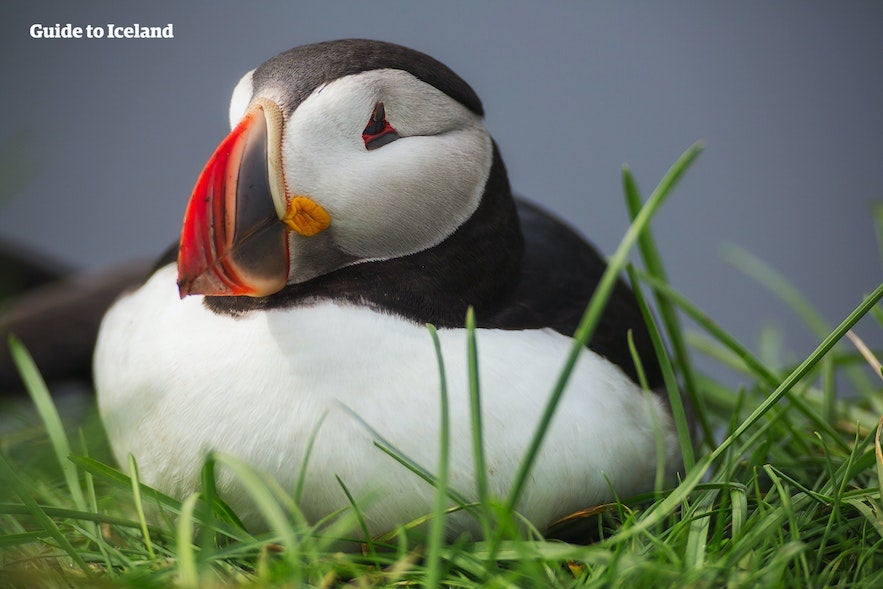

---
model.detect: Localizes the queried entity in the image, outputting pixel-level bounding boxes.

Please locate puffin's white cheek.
[331,128,493,259]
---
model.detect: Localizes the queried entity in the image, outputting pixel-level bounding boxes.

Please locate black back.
[490,199,662,387]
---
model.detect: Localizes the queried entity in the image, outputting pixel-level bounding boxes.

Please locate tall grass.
[1,144,882,587]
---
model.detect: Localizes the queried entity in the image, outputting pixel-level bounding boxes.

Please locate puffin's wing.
[490,198,662,388]
[0,245,152,393]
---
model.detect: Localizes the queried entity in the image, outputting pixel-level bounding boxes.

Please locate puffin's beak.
[177,99,329,298]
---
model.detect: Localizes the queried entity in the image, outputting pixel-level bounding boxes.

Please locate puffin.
[88,39,683,538]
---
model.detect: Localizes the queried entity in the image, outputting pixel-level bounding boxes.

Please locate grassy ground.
[1,145,882,587]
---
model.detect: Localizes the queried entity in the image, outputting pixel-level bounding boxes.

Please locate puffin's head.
[177,39,494,297]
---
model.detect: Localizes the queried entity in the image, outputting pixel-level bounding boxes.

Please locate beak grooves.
[177,100,290,298]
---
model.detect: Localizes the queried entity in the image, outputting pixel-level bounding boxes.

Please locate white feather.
[95,265,681,535]
[228,69,255,130]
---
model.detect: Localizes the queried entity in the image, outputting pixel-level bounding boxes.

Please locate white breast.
[95,264,680,535]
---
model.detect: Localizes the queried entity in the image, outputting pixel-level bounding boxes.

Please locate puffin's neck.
[204,142,524,327]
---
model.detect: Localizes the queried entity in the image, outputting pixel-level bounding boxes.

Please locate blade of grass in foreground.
[337,402,475,515]
[627,265,694,469]
[8,336,87,512]
[212,454,298,539]
[711,282,883,461]
[722,245,875,399]
[0,453,92,576]
[335,474,376,558]
[875,418,883,518]
[635,269,852,452]
[623,166,712,447]
[425,324,451,588]
[79,429,114,573]
[176,492,201,589]
[465,307,493,544]
[503,142,703,521]
[128,454,156,560]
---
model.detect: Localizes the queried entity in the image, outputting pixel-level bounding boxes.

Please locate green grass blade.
[78,429,113,574]
[0,453,92,576]
[876,418,883,518]
[426,324,451,588]
[637,270,852,451]
[294,411,327,505]
[723,245,874,397]
[608,453,713,544]
[71,454,181,506]
[710,283,883,462]
[334,474,376,557]
[0,502,163,532]
[8,336,86,512]
[212,453,300,560]
[504,142,703,518]
[370,442,473,514]
[627,265,694,469]
[69,454,253,542]
[128,454,156,559]
[200,455,246,533]
[465,307,493,543]
[176,492,201,589]
[623,166,712,447]
[0,531,50,547]
[340,402,475,514]
[685,493,716,570]
[730,485,748,539]
[627,329,650,391]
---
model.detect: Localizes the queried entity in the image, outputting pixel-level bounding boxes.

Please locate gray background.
[1,1,881,384]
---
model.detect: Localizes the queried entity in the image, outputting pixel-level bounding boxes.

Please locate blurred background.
[1,1,881,387]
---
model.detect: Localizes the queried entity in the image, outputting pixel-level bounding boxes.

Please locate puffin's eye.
[362,101,400,150]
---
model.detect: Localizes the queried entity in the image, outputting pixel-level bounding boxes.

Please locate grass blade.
[637,269,852,451]
[685,493,716,570]
[294,412,328,505]
[426,324,451,588]
[623,166,712,447]
[876,418,883,517]
[8,336,86,512]
[609,453,713,544]
[334,474,376,557]
[465,307,493,543]
[79,430,113,573]
[504,142,702,519]
[339,401,475,514]
[710,283,883,462]
[627,265,694,469]
[212,453,300,556]
[176,492,201,589]
[128,454,156,559]
[0,453,92,576]
[723,245,874,397]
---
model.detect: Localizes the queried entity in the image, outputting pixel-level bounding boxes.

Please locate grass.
[2,143,883,587]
